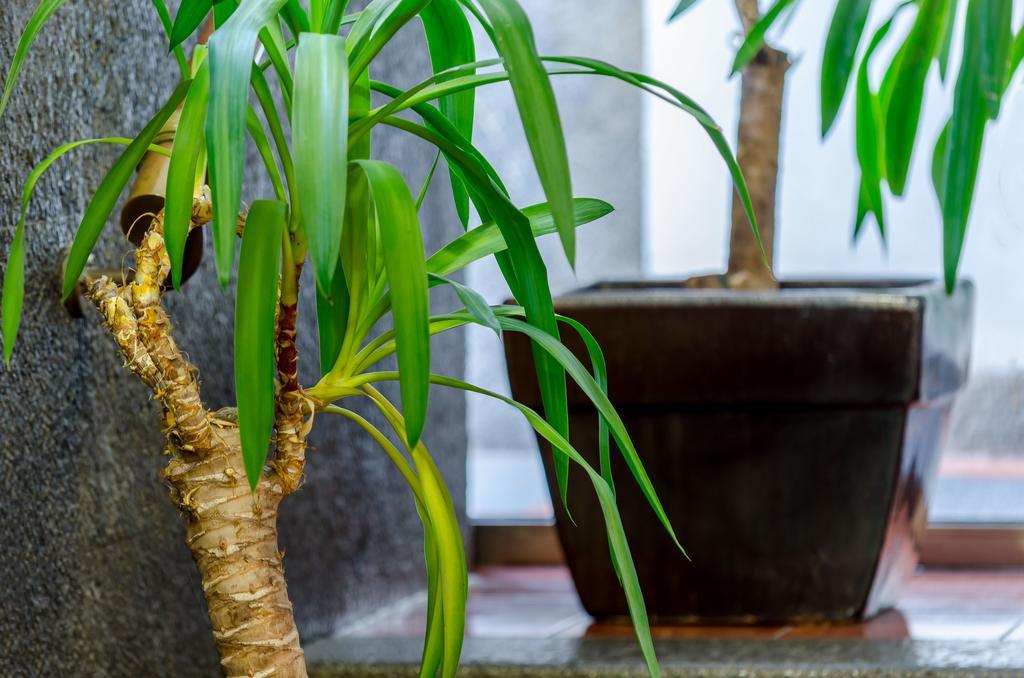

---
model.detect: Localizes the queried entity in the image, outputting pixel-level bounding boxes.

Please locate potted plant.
[506,0,1009,623]
[0,0,751,675]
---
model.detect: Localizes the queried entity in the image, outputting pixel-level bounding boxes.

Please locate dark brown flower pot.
[504,279,973,624]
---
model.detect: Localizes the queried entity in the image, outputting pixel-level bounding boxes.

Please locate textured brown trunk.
[727,0,788,289]
[164,412,306,677]
[686,0,788,290]
[85,191,310,677]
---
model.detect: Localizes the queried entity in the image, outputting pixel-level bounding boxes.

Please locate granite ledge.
[307,637,1024,677]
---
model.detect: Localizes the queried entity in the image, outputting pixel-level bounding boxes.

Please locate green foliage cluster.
[673,0,1024,292]
[0,1,761,675]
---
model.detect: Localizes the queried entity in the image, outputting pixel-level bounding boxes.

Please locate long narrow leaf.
[939,0,1009,292]
[235,200,285,490]
[316,264,350,376]
[429,273,500,335]
[347,0,433,80]
[476,0,576,265]
[293,32,350,292]
[378,113,571,505]
[883,0,950,195]
[820,0,872,137]
[420,0,476,228]
[0,0,68,120]
[730,0,797,75]
[3,137,168,362]
[166,59,211,288]
[428,199,612,278]
[668,0,702,21]
[206,0,287,286]
[1,222,25,366]
[62,82,191,298]
[361,372,661,678]
[352,160,431,448]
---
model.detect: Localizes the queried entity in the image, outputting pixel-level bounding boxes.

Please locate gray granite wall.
[0,2,465,675]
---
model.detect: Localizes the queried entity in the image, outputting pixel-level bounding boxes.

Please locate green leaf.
[62,81,191,299]
[166,60,211,288]
[150,0,191,76]
[730,0,797,74]
[347,0,433,80]
[170,0,215,49]
[235,200,285,490]
[853,5,903,243]
[246,106,288,201]
[497,316,683,556]
[382,373,661,678]
[360,388,467,678]
[427,198,612,278]
[420,0,476,228]
[978,1,1013,121]
[667,0,702,22]
[281,0,311,35]
[0,0,69,120]
[352,160,431,449]
[316,264,350,376]
[936,0,957,81]
[429,273,500,335]
[206,0,287,286]
[820,0,872,137]
[258,19,295,113]
[3,137,170,362]
[293,32,350,293]
[939,0,1009,293]
[379,113,571,504]
[883,0,950,196]
[2,221,25,366]
[476,0,576,265]
[410,442,467,678]
[311,0,349,33]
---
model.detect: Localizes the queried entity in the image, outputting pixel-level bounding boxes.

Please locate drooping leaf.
[206,0,287,286]
[2,137,168,361]
[166,59,211,288]
[62,81,191,298]
[235,200,285,490]
[281,0,311,36]
[429,273,500,335]
[246,106,288,201]
[293,32,350,293]
[0,0,69,120]
[883,0,950,195]
[667,0,702,22]
[150,0,191,76]
[475,0,576,265]
[258,19,295,113]
[730,0,798,75]
[317,263,351,377]
[820,0,872,137]
[347,0,433,80]
[351,160,431,449]
[497,315,683,556]
[427,198,612,278]
[378,113,571,506]
[368,372,662,678]
[939,0,1010,292]
[420,0,476,228]
[853,5,906,243]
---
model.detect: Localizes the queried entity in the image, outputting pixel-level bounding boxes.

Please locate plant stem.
[84,196,309,677]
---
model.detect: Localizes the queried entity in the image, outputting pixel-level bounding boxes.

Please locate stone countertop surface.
[307,637,1024,677]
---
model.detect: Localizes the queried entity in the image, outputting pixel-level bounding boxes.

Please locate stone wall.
[0,2,465,675]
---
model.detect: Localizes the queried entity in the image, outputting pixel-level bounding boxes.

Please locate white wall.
[644,0,1024,371]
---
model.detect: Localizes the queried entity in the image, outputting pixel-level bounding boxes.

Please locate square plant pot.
[504,279,974,623]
